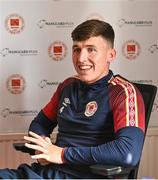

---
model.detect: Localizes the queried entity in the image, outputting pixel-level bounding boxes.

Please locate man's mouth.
[78,65,92,71]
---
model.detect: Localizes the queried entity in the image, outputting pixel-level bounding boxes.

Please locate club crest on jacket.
[84,101,98,117]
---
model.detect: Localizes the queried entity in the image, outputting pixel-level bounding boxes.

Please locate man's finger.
[24,136,45,147]
[45,137,52,144]
[29,131,45,141]
[31,153,48,160]
[25,143,47,153]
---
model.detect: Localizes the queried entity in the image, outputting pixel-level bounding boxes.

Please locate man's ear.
[107,48,116,63]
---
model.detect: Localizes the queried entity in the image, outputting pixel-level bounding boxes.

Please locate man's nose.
[78,50,87,62]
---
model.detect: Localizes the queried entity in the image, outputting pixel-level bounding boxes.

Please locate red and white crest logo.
[6,74,25,94]
[5,13,25,34]
[122,40,141,60]
[48,41,67,61]
[84,101,98,117]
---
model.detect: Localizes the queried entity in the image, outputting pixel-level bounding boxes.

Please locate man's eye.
[73,48,81,53]
[87,48,96,53]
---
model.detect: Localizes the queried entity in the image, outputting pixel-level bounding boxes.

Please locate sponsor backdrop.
[0,0,158,133]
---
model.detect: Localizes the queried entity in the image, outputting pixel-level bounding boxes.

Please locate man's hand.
[35,150,50,165]
[24,131,64,164]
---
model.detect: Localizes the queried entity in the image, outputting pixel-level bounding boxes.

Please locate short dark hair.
[71,19,115,48]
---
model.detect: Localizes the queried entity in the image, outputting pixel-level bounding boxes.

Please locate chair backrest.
[129,83,157,178]
[134,83,157,132]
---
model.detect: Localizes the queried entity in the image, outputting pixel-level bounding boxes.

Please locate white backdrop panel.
[0,0,157,132]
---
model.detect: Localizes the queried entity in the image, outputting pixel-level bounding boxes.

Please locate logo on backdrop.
[6,74,26,94]
[5,13,25,34]
[0,48,38,57]
[122,40,141,60]
[39,80,60,88]
[37,19,74,29]
[148,44,158,54]
[117,18,152,28]
[1,108,38,118]
[48,41,67,61]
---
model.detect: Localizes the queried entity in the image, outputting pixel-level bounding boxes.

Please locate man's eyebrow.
[72,44,96,48]
[72,45,79,48]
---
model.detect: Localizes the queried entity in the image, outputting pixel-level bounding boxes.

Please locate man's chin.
[80,77,94,84]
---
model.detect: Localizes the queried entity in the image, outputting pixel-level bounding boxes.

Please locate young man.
[0,19,145,179]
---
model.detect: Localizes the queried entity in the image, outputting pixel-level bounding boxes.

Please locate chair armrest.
[13,143,134,177]
[90,164,134,177]
[13,142,35,155]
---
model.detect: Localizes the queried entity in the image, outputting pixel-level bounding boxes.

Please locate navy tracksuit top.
[29,70,145,175]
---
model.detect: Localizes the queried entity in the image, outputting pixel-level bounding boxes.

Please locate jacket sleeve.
[29,77,76,137]
[29,84,62,137]
[63,126,144,166]
[28,110,57,137]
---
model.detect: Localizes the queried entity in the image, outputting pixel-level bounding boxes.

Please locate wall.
[0,0,157,133]
[138,128,158,178]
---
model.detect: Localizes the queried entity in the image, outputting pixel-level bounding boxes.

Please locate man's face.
[72,36,116,84]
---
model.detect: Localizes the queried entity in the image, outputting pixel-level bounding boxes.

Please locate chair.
[13,82,157,179]
[90,82,157,178]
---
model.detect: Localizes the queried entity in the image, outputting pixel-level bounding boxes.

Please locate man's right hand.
[35,150,50,165]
